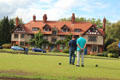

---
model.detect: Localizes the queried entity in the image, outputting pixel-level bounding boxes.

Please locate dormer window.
[61,25,69,32]
[74,29,81,32]
[43,25,51,32]
[32,27,39,31]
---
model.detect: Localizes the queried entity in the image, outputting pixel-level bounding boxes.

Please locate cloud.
[0,0,109,23]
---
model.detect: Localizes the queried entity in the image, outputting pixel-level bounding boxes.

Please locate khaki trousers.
[77,50,84,65]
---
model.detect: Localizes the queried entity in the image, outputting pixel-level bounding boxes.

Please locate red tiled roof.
[23,20,103,35]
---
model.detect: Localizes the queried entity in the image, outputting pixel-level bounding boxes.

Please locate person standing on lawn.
[69,36,77,65]
[24,46,29,55]
[118,41,120,56]
[76,34,86,67]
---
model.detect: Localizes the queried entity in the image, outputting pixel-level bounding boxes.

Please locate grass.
[0,53,120,80]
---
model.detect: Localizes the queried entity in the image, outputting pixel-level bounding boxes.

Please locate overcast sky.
[0,0,120,23]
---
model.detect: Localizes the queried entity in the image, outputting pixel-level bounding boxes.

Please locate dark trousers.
[69,49,76,64]
[119,48,120,56]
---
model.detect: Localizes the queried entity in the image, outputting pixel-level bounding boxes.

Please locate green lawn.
[0,53,120,80]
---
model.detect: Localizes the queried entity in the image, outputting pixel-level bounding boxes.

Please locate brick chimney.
[103,17,106,32]
[33,15,36,22]
[43,14,47,23]
[16,17,19,26]
[71,13,75,23]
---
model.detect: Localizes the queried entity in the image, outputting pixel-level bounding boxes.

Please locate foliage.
[59,17,108,28]
[2,43,11,49]
[0,16,15,45]
[62,48,69,53]
[107,53,113,57]
[104,39,116,51]
[29,31,49,48]
[51,48,60,52]
[64,33,72,47]
[96,52,108,57]
[107,41,119,54]
[56,40,65,44]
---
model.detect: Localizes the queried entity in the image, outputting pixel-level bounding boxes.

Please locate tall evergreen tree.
[0,16,15,45]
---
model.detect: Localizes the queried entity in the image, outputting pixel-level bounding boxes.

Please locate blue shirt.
[118,41,120,48]
[77,37,86,51]
[69,40,77,51]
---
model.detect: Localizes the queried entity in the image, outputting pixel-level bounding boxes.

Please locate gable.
[85,26,101,35]
[14,25,25,33]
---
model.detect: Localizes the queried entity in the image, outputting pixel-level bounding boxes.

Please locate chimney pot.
[72,13,75,23]
[103,17,106,31]
[16,17,19,26]
[43,14,47,23]
[33,15,36,21]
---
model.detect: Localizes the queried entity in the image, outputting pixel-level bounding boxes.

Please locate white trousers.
[77,50,84,65]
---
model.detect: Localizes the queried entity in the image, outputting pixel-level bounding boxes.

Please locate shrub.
[96,53,104,56]
[63,49,69,53]
[112,53,119,58]
[2,43,11,49]
[51,48,60,52]
[103,53,108,57]
[107,53,113,57]
[96,52,108,57]
[107,41,119,54]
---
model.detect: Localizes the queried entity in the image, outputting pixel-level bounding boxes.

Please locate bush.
[112,53,119,58]
[103,53,108,57]
[51,48,60,52]
[2,43,11,49]
[96,53,104,56]
[96,53,108,57]
[63,49,69,53]
[107,41,119,54]
[107,53,113,57]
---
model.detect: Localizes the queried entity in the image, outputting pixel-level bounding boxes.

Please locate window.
[43,25,51,32]
[43,36,48,40]
[61,26,69,32]
[32,27,39,31]
[21,34,24,38]
[52,31,57,35]
[88,36,97,42]
[52,38,56,42]
[74,29,81,32]
[20,42,24,46]
[14,34,18,38]
[42,44,48,49]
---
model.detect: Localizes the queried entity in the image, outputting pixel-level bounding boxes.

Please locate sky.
[0,0,120,23]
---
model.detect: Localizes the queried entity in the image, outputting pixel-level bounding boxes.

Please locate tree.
[29,31,49,48]
[0,16,15,45]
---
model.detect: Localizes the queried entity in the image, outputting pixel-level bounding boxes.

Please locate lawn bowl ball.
[58,62,62,65]
[96,64,98,67]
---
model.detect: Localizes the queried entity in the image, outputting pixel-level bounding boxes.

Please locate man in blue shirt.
[76,35,86,67]
[118,41,120,56]
[69,36,77,65]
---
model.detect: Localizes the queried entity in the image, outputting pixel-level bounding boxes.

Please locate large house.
[11,13,106,54]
